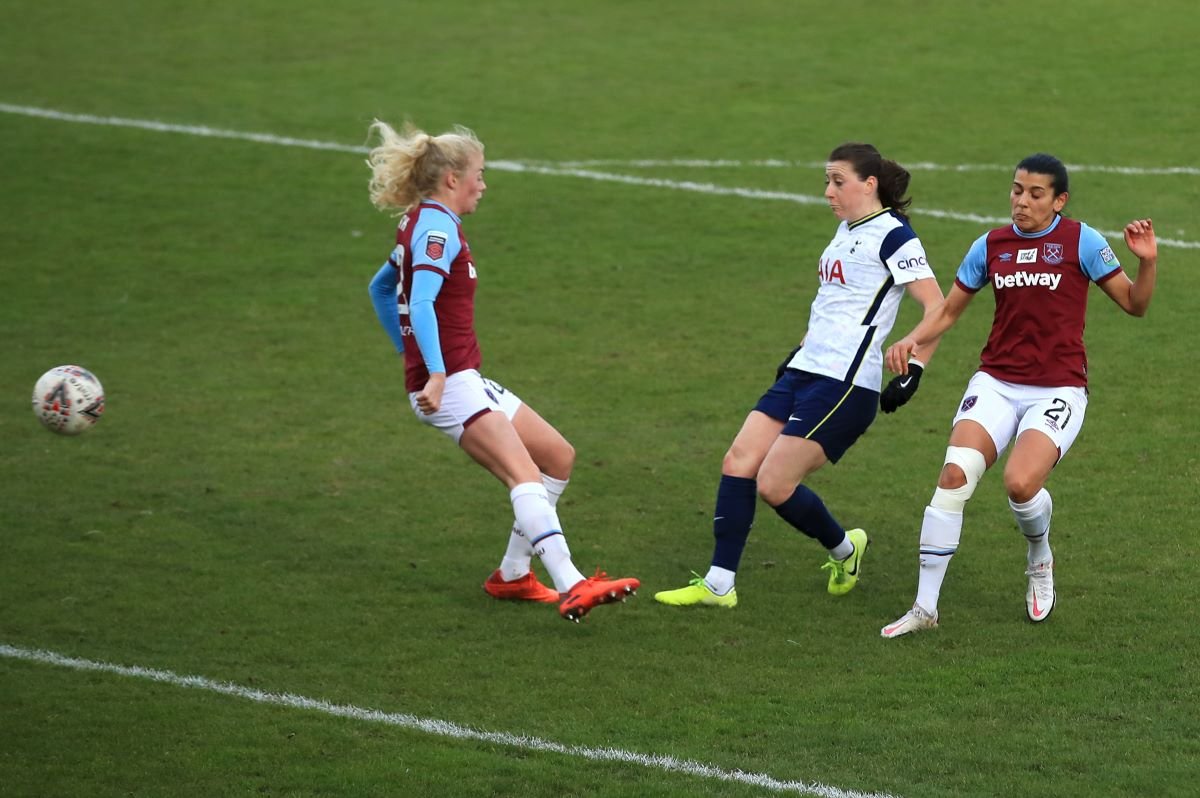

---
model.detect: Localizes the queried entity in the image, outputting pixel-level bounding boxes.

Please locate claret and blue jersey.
[955,214,1123,388]
[368,200,482,393]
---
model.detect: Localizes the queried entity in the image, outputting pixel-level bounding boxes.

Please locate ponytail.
[366,120,484,213]
[827,142,913,220]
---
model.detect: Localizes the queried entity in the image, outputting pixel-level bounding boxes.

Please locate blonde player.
[365,120,638,622]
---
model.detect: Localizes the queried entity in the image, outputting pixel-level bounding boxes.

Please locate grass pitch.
[2,2,1199,796]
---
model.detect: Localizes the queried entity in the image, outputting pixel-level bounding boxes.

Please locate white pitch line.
[2,102,1197,249]
[550,158,1200,176]
[483,161,1197,249]
[0,102,366,154]
[1,643,897,798]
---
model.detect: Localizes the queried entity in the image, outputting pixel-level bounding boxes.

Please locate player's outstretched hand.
[1124,218,1157,261]
[880,363,923,413]
[885,338,918,375]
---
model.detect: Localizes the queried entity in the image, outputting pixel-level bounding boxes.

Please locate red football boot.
[558,570,640,622]
[482,570,560,603]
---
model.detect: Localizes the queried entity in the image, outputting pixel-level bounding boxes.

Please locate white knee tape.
[929,446,987,513]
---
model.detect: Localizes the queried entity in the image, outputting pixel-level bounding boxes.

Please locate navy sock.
[711,475,757,572]
[772,484,844,550]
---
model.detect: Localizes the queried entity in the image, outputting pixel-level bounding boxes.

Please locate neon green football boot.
[822,528,869,596]
[654,573,737,608]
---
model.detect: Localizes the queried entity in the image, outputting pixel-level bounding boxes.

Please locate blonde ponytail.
[366,120,484,213]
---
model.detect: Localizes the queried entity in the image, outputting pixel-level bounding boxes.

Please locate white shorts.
[951,371,1088,461]
[409,369,523,443]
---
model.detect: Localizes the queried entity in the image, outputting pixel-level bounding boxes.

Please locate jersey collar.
[847,207,891,230]
[1012,213,1062,238]
[420,199,462,224]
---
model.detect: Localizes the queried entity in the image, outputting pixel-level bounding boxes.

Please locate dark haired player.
[881,153,1159,637]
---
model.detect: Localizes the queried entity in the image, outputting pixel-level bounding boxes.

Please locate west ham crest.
[1043,242,1063,265]
[960,395,977,413]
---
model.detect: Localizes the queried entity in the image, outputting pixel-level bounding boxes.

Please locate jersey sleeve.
[409,269,447,375]
[411,208,464,277]
[368,261,405,354]
[1078,222,1123,283]
[954,233,990,292]
[879,224,935,285]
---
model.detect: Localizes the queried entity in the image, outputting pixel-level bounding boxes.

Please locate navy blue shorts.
[753,370,878,463]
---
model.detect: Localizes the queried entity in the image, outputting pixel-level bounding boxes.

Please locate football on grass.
[32,365,106,435]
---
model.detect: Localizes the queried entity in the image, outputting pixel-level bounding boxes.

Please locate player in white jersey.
[366,119,639,623]
[656,143,945,608]
[880,153,1159,638]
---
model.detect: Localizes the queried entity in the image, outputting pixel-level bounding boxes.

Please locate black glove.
[775,345,802,381]
[880,363,924,413]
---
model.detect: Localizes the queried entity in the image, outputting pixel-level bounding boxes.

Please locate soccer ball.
[32,365,106,435]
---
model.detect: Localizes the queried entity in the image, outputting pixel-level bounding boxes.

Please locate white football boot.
[880,604,939,638]
[1025,559,1055,622]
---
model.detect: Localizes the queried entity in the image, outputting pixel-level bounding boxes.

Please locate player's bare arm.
[886,285,973,375]
[1100,218,1158,317]
[904,277,947,368]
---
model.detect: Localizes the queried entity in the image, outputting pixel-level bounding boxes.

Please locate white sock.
[703,565,736,595]
[498,524,531,581]
[532,532,586,593]
[541,473,569,507]
[829,533,854,561]
[509,482,584,593]
[1010,488,1053,564]
[499,474,571,581]
[915,506,963,614]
